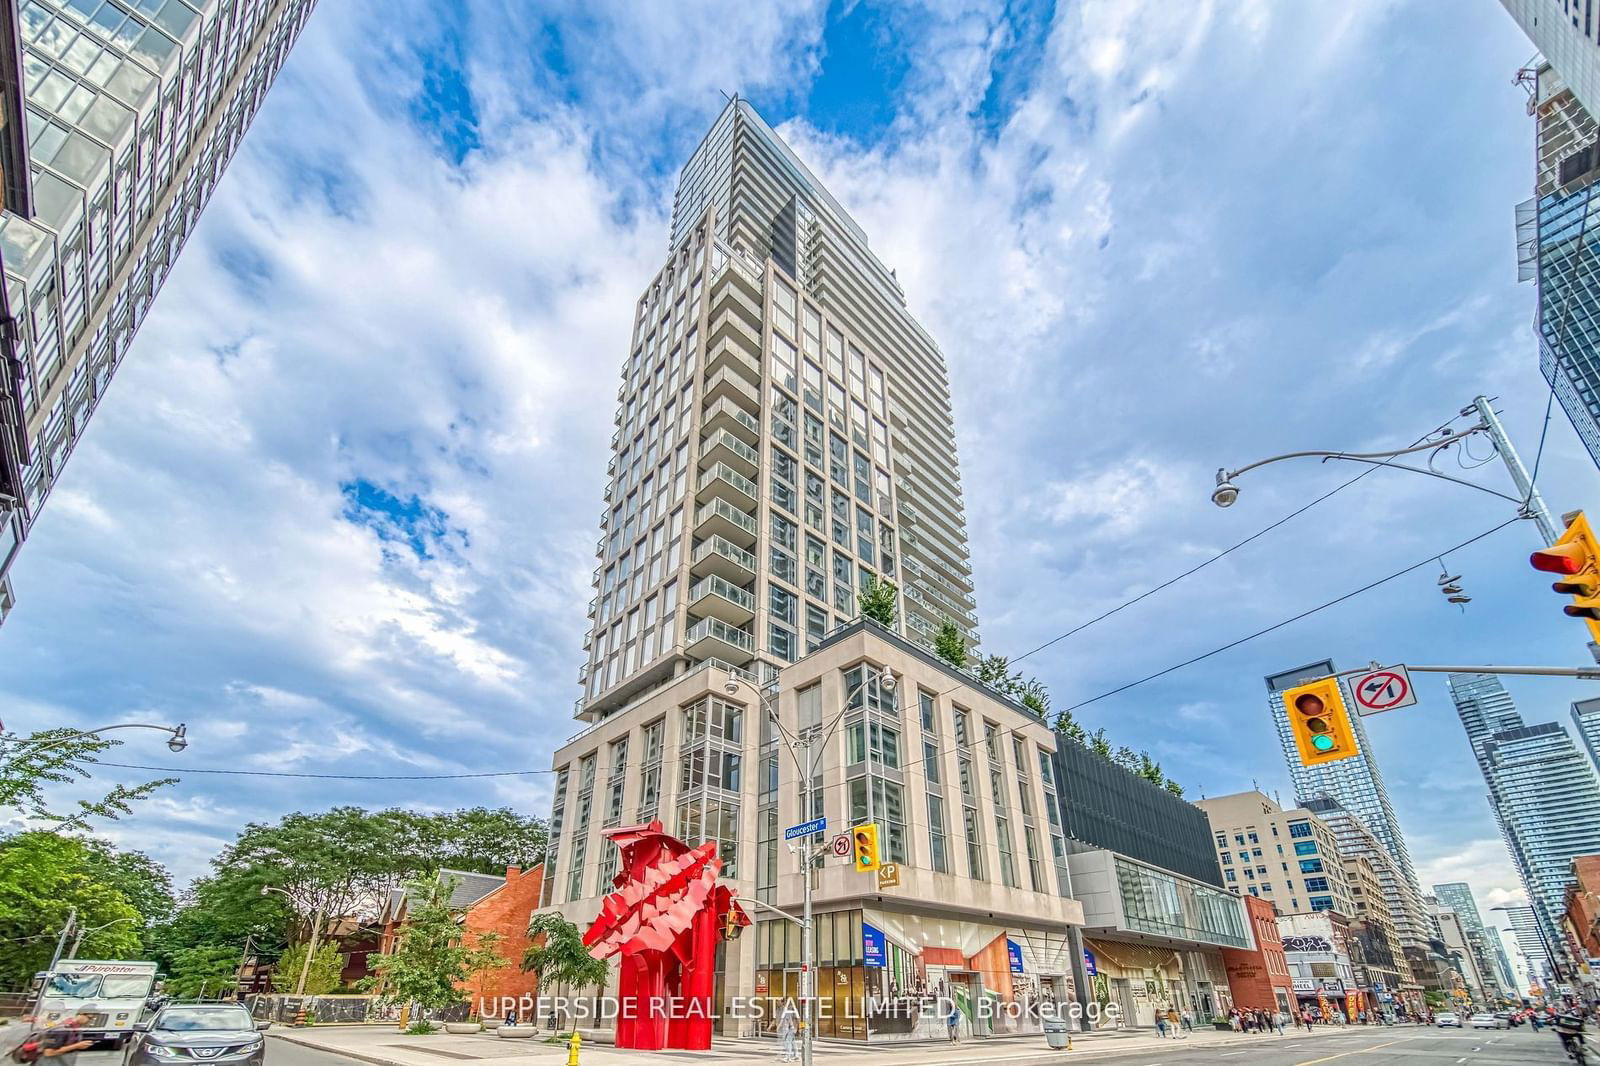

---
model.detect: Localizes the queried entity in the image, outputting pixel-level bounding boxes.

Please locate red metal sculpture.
[582,820,747,1051]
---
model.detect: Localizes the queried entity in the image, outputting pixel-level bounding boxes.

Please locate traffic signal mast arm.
[1398,664,1600,680]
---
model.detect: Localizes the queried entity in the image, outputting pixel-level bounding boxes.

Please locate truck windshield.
[44,974,101,998]
[101,975,154,998]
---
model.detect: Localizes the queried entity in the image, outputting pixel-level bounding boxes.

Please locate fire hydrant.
[565,1031,581,1065]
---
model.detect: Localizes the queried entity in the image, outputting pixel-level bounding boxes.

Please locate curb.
[266,1022,1379,1066]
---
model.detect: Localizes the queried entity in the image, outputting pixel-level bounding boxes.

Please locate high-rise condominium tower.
[1573,696,1600,773]
[0,0,317,621]
[577,96,977,721]
[1447,674,1600,980]
[1511,62,1600,471]
[1501,1,1600,118]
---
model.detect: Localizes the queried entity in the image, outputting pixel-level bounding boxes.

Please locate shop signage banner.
[1007,939,1025,974]
[1083,949,1097,976]
[862,922,885,968]
[1320,978,1344,992]
[1292,979,1316,992]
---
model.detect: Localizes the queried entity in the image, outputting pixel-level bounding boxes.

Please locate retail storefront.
[752,906,1075,1043]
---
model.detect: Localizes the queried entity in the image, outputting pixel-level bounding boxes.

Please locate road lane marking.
[1293,1036,1419,1065]
[1456,1057,1467,1062]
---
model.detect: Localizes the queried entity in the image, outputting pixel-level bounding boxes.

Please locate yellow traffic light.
[1530,511,1600,641]
[1282,676,1359,767]
[851,824,880,872]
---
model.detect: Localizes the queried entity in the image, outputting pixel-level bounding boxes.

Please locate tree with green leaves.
[461,932,509,1017]
[1088,729,1113,760]
[1137,752,1164,787]
[858,575,898,626]
[1053,709,1087,746]
[522,912,608,1019]
[1164,780,1185,798]
[82,840,175,952]
[0,729,174,830]
[1112,746,1139,772]
[0,833,141,987]
[368,877,474,1027]
[164,945,245,1000]
[933,620,967,668]
[1018,678,1051,717]
[273,941,344,995]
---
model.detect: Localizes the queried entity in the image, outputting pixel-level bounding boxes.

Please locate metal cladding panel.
[1050,740,1225,889]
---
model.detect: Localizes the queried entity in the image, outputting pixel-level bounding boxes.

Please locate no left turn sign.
[1346,665,1417,715]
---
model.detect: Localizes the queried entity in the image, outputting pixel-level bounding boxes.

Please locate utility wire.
[1054,516,1522,714]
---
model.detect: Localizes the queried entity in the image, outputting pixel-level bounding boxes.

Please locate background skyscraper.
[576,97,978,722]
[1502,902,1557,988]
[0,0,318,621]
[1572,696,1600,773]
[1501,0,1600,118]
[1447,674,1600,981]
[1431,881,1506,1002]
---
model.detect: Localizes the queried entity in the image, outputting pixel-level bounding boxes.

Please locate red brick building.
[377,864,546,1016]
[1222,894,1294,1014]
[1564,855,1600,964]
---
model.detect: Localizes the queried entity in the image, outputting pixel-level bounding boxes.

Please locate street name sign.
[784,817,826,840]
[1345,665,1416,716]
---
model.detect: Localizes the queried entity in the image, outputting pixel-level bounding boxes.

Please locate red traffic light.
[1531,543,1589,575]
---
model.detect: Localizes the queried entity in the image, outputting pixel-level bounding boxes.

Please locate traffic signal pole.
[1401,664,1600,679]
[1471,395,1560,545]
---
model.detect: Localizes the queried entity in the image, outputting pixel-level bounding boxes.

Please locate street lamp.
[724,666,895,1066]
[1212,396,1559,543]
[6,722,189,763]
[262,886,326,998]
[66,916,138,959]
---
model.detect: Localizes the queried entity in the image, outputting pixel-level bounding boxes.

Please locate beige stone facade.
[542,622,1084,1041]
[1192,791,1355,918]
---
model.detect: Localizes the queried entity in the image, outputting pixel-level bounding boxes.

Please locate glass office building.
[0,0,316,621]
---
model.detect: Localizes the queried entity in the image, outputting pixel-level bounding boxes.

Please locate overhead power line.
[1055,516,1523,714]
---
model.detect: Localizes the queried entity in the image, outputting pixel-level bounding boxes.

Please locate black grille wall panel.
[1051,740,1226,888]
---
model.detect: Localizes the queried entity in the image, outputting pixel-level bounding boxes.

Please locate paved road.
[1042,1027,1577,1065]
[81,1026,1586,1066]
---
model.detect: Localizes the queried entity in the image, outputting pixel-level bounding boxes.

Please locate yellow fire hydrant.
[565,1031,581,1066]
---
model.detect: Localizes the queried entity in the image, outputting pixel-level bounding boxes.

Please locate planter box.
[443,1023,481,1035]
[479,1019,502,1030]
[1213,1021,1234,1031]
[495,1027,535,1040]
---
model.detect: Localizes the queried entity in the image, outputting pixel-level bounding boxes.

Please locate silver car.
[124,1005,269,1066]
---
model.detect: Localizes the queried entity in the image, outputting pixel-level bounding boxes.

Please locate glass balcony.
[710,309,763,357]
[695,497,758,548]
[702,396,761,445]
[699,427,759,478]
[696,461,758,509]
[711,273,764,327]
[705,366,761,408]
[685,615,756,664]
[688,574,756,625]
[690,535,757,582]
[706,335,763,384]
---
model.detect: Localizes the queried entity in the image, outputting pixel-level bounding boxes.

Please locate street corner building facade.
[0,0,316,620]
[1221,893,1295,1015]
[538,95,1094,1044]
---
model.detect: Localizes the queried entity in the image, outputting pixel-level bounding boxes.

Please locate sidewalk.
[270,1019,1377,1066]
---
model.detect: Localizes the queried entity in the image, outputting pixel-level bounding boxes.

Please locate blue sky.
[3,0,1590,984]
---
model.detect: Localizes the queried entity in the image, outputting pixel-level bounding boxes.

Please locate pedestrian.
[1156,1012,1168,1038]
[1181,1009,1194,1034]
[503,1007,516,1028]
[946,1002,961,1044]
[1274,1010,1286,1035]
[776,1004,799,1063]
[35,1014,94,1066]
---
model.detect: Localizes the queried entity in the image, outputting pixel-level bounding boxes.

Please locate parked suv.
[125,1004,269,1066]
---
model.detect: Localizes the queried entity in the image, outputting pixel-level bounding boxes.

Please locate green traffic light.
[1311,735,1335,752]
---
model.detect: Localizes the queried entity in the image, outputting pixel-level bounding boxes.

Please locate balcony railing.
[695,497,758,540]
[686,616,755,653]
[696,462,758,506]
[700,427,759,473]
[702,396,761,443]
[705,367,760,408]
[690,535,757,575]
[689,574,755,613]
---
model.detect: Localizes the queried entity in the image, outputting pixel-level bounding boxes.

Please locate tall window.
[919,690,937,734]
[927,794,950,874]
[963,805,985,880]
[996,815,1019,888]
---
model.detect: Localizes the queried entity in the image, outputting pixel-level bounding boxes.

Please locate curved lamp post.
[723,667,896,1066]
[67,916,138,959]
[7,722,188,764]
[262,885,326,999]
[1212,397,1559,543]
